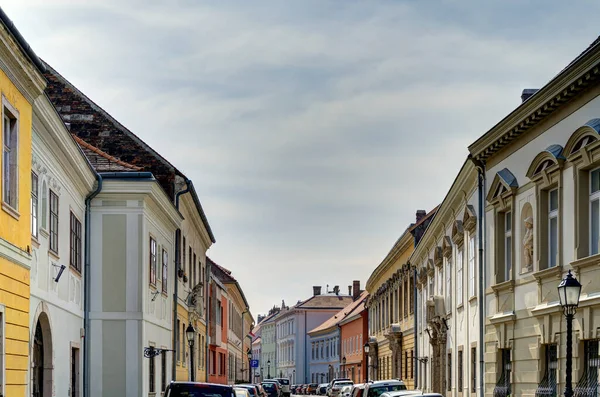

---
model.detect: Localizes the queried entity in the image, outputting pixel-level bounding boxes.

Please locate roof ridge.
[71,134,143,171]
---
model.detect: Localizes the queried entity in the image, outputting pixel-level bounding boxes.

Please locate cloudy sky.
[4,0,600,319]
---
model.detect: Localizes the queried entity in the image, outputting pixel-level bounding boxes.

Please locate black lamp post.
[342,356,347,378]
[261,367,264,381]
[364,343,370,383]
[558,270,582,397]
[293,369,296,384]
[268,359,271,379]
[186,324,196,382]
[247,351,253,383]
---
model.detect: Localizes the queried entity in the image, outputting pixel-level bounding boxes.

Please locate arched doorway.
[31,310,53,397]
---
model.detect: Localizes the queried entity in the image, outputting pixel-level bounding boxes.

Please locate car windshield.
[235,390,248,397]
[367,385,407,397]
[336,382,353,387]
[278,379,290,385]
[262,384,276,390]
[167,384,234,397]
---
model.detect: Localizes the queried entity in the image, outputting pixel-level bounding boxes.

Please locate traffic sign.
[250,359,259,368]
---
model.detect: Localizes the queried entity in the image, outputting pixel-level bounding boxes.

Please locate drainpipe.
[173,180,191,381]
[469,155,486,397]
[83,173,102,397]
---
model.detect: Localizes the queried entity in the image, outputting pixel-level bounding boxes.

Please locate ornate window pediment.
[526,144,565,186]
[486,168,518,208]
[564,119,600,164]
[434,246,443,268]
[451,220,464,246]
[427,259,435,277]
[463,205,477,234]
[442,236,452,258]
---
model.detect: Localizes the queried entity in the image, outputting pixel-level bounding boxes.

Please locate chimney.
[416,210,427,224]
[353,280,361,300]
[258,314,265,323]
[333,285,340,295]
[521,88,539,103]
[348,286,352,296]
[313,286,322,296]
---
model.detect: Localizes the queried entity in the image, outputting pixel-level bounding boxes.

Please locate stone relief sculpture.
[523,217,534,270]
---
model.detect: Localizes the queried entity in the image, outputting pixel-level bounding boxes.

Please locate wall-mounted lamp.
[52,263,66,282]
[415,356,429,364]
[424,328,431,338]
[151,290,160,302]
[441,318,449,330]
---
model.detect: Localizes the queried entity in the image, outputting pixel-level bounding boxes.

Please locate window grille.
[535,344,557,397]
[574,340,599,397]
[494,349,511,397]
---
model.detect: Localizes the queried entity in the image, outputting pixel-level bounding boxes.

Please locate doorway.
[31,312,52,397]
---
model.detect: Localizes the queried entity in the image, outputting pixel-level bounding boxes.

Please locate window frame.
[590,168,600,256]
[49,189,59,254]
[468,235,476,299]
[162,249,168,294]
[31,171,38,238]
[149,344,156,392]
[2,97,19,212]
[456,248,464,307]
[70,212,82,273]
[149,236,157,286]
[548,188,559,268]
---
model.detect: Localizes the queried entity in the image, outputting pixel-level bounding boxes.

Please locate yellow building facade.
[365,209,436,389]
[0,15,46,397]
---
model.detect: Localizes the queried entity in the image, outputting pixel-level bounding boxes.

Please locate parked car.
[318,384,329,395]
[301,384,309,394]
[262,382,281,397]
[380,391,443,397]
[340,386,353,397]
[256,384,269,397]
[164,382,235,397]
[350,384,365,397]
[327,379,352,397]
[330,381,353,397]
[235,388,252,397]
[236,384,261,397]
[362,380,407,397]
[307,384,319,394]
[274,378,291,397]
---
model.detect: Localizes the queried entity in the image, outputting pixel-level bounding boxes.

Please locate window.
[188,247,192,287]
[182,323,186,367]
[69,213,82,272]
[41,182,47,230]
[71,347,80,397]
[468,236,476,298]
[457,249,463,306]
[471,347,477,393]
[149,349,156,392]
[161,351,167,392]
[494,349,511,397]
[162,249,168,293]
[149,237,157,286]
[445,257,452,310]
[591,170,600,255]
[409,277,414,314]
[458,349,464,392]
[536,344,557,397]
[546,189,559,268]
[31,172,38,237]
[447,353,452,392]
[504,211,512,281]
[575,340,599,396]
[176,319,181,362]
[49,190,59,253]
[182,236,186,278]
[404,351,408,379]
[2,103,18,209]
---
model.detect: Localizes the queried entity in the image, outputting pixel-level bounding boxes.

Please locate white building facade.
[412,160,481,396]
[29,95,96,397]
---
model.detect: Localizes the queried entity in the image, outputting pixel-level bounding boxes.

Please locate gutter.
[173,180,191,381]
[469,154,486,397]
[83,172,102,397]
[0,6,46,74]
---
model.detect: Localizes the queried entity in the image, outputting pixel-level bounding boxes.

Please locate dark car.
[262,382,280,397]
[164,382,235,397]
[237,384,261,397]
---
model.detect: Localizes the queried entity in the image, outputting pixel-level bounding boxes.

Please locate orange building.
[208,261,230,385]
[339,291,369,383]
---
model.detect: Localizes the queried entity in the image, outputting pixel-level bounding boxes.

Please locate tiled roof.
[72,134,143,172]
[308,291,368,334]
[296,294,353,310]
[208,257,236,283]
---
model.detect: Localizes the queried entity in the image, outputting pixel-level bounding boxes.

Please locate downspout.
[469,155,486,397]
[173,180,191,381]
[83,173,103,397]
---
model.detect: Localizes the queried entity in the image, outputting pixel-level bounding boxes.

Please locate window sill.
[456,303,464,311]
[2,202,20,220]
[571,253,600,273]
[533,265,562,283]
[162,291,168,297]
[39,228,49,238]
[70,266,82,278]
[149,284,157,290]
[31,237,40,248]
[48,250,59,261]
[491,279,515,294]
[468,296,477,304]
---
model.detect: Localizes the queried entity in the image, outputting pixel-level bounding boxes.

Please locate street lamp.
[558,270,582,397]
[364,343,370,383]
[247,351,253,383]
[186,324,196,382]
[342,356,347,378]
[267,359,271,379]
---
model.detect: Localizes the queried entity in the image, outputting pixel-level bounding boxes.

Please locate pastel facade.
[412,160,481,396]
[339,290,368,383]
[468,37,600,397]
[0,13,46,397]
[365,210,434,389]
[29,94,95,397]
[258,309,280,381]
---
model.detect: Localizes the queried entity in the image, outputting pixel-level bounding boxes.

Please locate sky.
[4,0,600,321]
